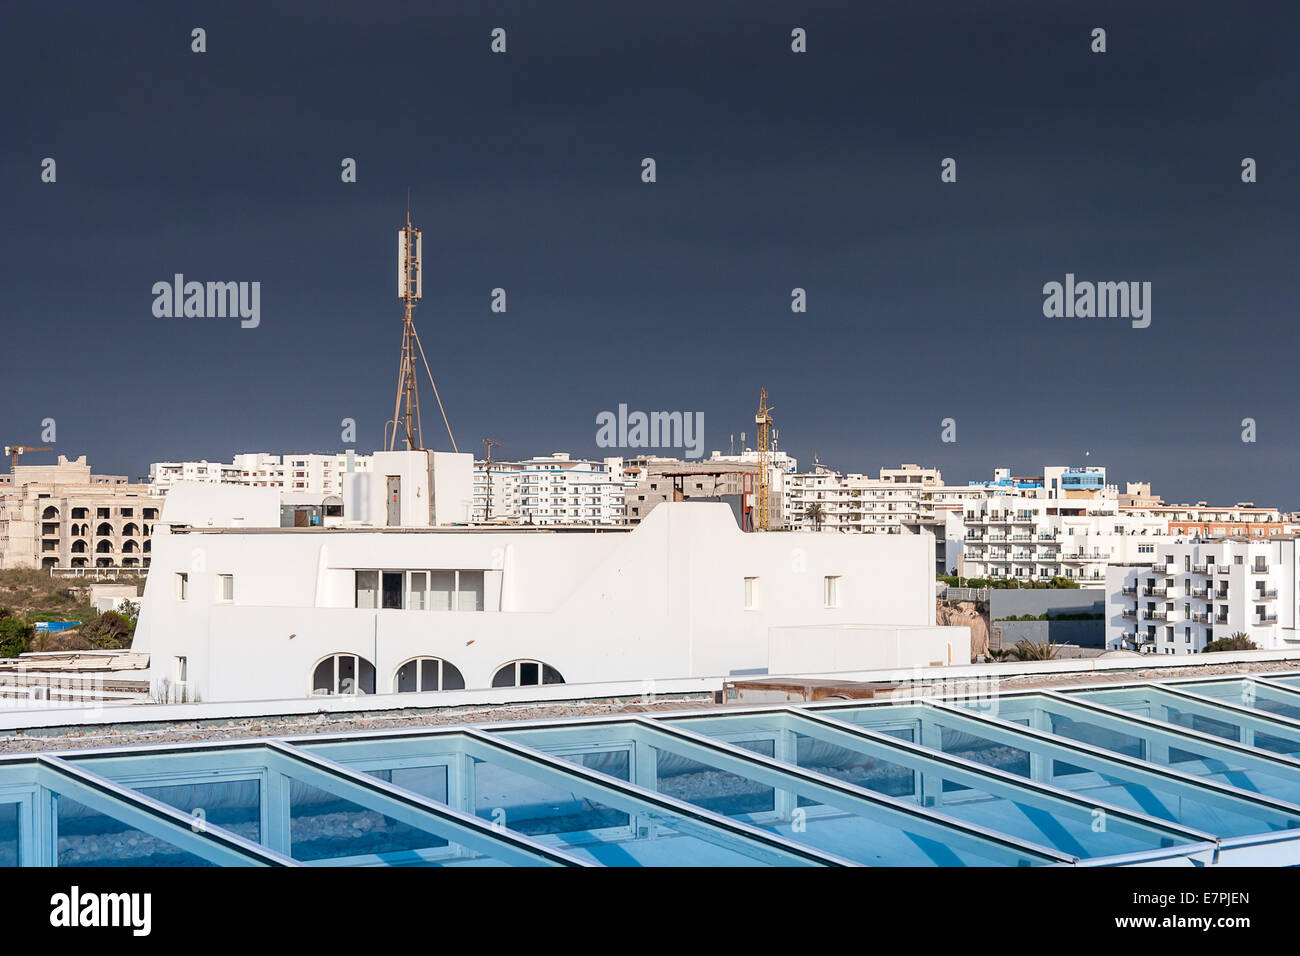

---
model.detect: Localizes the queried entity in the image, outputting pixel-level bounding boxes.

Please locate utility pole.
[482,438,502,520]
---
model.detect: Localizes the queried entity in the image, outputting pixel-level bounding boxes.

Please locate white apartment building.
[784,465,939,535]
[1106,537,1300,655]
[1121,501,1298,539]
[150,452,371,496]
[472,453,628,526]
[959,495,1169,584]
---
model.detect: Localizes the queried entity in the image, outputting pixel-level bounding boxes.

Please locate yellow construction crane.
[755,389,773,531]
[4,445,52,474]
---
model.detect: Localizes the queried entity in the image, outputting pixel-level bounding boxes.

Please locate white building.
[150,452,372,496]
[959,494,1169,584]
[472,453,628,525]
[1106,536,1300,655]
[131,451,963,703]
[784,464,943,535]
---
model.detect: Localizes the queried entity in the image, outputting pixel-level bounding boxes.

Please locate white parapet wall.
[159,482,281,528]
[768,624,971,674]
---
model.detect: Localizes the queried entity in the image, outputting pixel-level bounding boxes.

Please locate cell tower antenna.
[385,198,459,453]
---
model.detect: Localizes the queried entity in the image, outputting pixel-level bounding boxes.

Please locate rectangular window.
[381,571,404,609]
[427,570,454,610]
[409,571,428,610]
[218,574,234,603]
[744,576,758,610]
[824,575,841,608]
[175,573,188,602]
[355,570,378,609]
[457,571,484,612]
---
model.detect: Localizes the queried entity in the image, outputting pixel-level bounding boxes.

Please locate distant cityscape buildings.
[3,444,1299,659]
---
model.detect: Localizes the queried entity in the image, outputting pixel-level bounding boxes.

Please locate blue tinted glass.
[0,802,18,866]
[55,795,214,867]
[138,778,261,844]
[288,781,451,863]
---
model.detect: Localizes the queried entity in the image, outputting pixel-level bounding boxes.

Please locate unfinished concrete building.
[0,456,163,571]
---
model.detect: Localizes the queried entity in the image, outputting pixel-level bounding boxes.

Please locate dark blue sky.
[3,1,1297,506]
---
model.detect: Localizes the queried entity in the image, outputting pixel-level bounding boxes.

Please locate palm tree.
[1011,638,1060,661]
[802,502,827,531]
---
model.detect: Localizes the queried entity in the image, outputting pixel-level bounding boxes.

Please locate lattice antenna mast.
[385,200,459,453]
[755,388,774,531]
[482,438,502,519]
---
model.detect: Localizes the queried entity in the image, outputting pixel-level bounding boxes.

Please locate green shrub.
[0,609,34,658]
[1204,633,1257,653]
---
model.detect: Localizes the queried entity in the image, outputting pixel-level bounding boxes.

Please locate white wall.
[343,451,473,527]
[768,625,969,673]
[159,483,280,528]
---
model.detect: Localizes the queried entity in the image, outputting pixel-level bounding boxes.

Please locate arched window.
[95,540,112,553]
[122,523,138,537]
[96,522,112,537]
[42,506,59,520]
[70,557,87,568]
[122,558,139,567]
[95,557,112,568]
[122,540,139,553]
[71,540,87,553]
[311,654,376,696]
[491,660,564,688]
[392,657,465,693]
[41,557,57,570]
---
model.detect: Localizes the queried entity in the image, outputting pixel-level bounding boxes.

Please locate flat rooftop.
[6,668,1300,866]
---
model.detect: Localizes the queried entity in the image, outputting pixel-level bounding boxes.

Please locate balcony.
[1214,614,1229,624]
[1121,609,1138,620]
[1252,564,1270,574]
[1257,613,1279,625]
[1191,587,1208,598]
[1121,586,1138,597]
[1143,610,1170,621]
[1190,612,1209,623]
[1258,588,1279,600]
[1142,586,1168,597]
[1192,564,1208,574]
